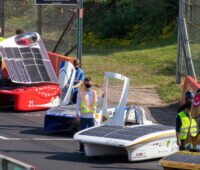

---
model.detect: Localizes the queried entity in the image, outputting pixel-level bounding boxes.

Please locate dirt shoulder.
[126,86,178,126]
[95,85,178,127]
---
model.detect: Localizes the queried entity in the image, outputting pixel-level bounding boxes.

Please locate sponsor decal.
[28,100,34,107]
[102,115,108,122]
[135,152,147,158]
[166,140,171,147]
[152,142,163,147]
[193,94,200,107]
[108,110,113,116]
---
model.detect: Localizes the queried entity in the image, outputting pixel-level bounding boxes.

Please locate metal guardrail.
[0,154,36,170]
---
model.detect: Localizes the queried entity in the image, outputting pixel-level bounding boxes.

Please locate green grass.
[82,40,182,103]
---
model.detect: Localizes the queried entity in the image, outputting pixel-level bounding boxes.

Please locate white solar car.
[74,72,178,161]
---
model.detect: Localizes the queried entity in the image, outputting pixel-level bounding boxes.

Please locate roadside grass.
[82,40,182,103]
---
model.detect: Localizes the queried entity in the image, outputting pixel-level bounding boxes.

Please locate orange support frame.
[181,76,200,104]
[48,52,74,77]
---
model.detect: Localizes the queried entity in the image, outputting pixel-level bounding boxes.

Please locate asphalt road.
[0,106,175,170]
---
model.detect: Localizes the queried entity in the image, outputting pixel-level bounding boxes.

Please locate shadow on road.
[46,152,129,164]
[0,106,16,113]
[148,102,178,127]
[20,127,75,137]
[46,151,160,167]
[46,152,160,169]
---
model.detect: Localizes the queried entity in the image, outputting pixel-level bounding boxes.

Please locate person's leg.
[71,91,78,104]
[0,60,2,80]
[87,118,95,128]
[79,118,87,153]
[179,140,185,151]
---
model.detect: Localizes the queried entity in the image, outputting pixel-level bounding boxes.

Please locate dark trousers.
[71,91,78,104]
[179,140,185,151]
[79,117,95,152]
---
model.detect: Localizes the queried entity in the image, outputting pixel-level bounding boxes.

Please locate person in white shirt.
[76,77,97,154]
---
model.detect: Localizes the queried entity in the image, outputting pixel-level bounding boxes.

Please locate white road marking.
[0,136,74,141]
[24,113,42,117]
[0,136,9,140]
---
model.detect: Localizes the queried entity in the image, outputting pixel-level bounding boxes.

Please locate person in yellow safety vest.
[0,27,5,80]
[76,77,97,154]
[176,102,197,151]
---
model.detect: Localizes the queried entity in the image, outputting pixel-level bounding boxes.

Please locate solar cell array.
[47,105,76,117]
[163,152,200,164]
[79,125,174,141]
[0,47,58,84]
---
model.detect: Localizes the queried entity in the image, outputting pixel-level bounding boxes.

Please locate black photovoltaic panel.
[4,48,14,59]
[15,60,30,82]
[80,125,174,141]
[4,60,16,81]
[38,65,50,81]
[25,65,42,82]
[13,48,21,58]
[47,105,76,116]
[0,47,58,84]
[43,60,58,83]
[163,152,200,164]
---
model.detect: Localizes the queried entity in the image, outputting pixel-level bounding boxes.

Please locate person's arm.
[73,70,84,89]
[94,90,97,102]
[73,80,83,89]
[94,90,98,112]
[76,92,81,122]
[176,115,182,146]
[176,132,180,147]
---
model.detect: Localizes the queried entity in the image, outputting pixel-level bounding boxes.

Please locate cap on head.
[73,59,80,67]
[16,29,24,35]
[185,91,194,101]
[84,77,91,82]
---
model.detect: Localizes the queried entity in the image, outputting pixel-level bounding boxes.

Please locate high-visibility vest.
[0,37,4,61]
[0,37,4,42]
[178,111,197,140]
[79,89,97,114]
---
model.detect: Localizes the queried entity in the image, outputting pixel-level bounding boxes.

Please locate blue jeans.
[79,118,95,152]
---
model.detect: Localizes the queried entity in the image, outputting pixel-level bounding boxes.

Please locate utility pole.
[77,0,83,66]
[0,0,4,36]
[37,5,43,36]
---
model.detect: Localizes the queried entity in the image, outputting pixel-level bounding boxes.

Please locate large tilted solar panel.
[47,105,76,117]
[79,125,174,141]
[0,47,58,84]
[162,152,200,164]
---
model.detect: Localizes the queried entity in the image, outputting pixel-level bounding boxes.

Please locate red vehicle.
[0,32,73,111]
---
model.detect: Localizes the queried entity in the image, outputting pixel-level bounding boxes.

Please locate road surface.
[0,104,177,170]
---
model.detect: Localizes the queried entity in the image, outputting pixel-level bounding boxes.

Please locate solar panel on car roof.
[0,47,58,84]
[79,125,174,141]
[163,152,200,164]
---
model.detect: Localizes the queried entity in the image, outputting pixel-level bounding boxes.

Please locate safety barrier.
[181,76,200,104]
[0,154,36,170]
[48,52,74,77]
